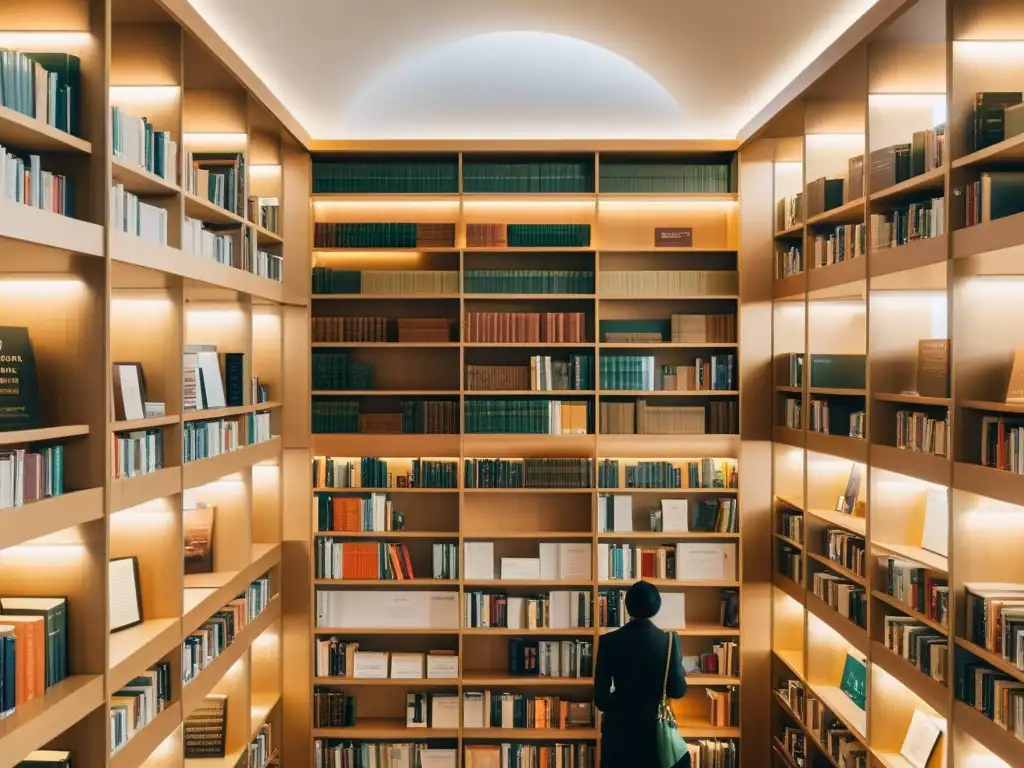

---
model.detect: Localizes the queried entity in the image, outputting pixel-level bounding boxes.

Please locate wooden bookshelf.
[0,0,303,764]
[294,146,770,767]
[760,0,1024,765]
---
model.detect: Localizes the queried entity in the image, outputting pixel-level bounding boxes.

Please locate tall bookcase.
[757,0,1024,766]
[0,0,308,766]
[288,148,773,766]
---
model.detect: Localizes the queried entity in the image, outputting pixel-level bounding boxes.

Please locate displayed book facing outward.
[315,590,459,629]
[899,708,943,768]
[916,340,949,399]
[0,326,41,431]
[15,751,71,767]
[675,542,737,582]
[183,694,227,758]
[840,650,867,710]
[920,490,949,558]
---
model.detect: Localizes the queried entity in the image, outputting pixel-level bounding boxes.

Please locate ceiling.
[185,0,880,141]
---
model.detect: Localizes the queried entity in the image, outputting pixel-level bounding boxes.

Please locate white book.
[920,490,948,558]
[557,543,592,580]
[549,590,570,629]
[501,557,540,580]
[506,597,524,629]
[598,495,609,532]
[597,543,610,580]
[463,692,485,728]
[315,590,459,629]
[661,499,689,532]
[900,709,943,768]
[353,651,389,678]
[427,654,458,679]
[420,750,457,768]
[675,542,736,581]
[390,653,424,679]
[464,542,495,580]
[430,695,460,729]
[195,350,226,408]
[654,592,686,629]
[539,543,558,580]
[613,495,633,532]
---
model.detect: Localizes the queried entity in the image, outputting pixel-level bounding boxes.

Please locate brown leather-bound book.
[917,340,950,399]
[847,154,865,201]
[870,146,897,193]
[805,177,826,217]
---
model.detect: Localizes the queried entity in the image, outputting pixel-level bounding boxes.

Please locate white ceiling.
[186,0,880,141]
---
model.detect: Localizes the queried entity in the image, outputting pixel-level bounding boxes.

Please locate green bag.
[656,632,688,768]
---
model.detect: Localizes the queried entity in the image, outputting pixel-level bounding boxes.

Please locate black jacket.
[594,618,687,768]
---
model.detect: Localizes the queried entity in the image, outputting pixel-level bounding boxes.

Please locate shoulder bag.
[655,631,688,768]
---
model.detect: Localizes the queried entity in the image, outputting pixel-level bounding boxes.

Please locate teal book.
[23,53,80,136]
[840,651,867,710]
[808,354,866,389]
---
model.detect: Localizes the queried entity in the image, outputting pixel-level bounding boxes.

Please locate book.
[899,709,942,768]
[675,542,737,581]
[973,92,1023,151]
[917,340,949,399]
[0,596,66,688]
[17,751,71,766]
[183,694,228,757]
[840,651,867,710]
[0,327,41,431]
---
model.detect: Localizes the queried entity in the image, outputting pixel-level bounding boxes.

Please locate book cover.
[0,327,41,431]
[916,340,949,399]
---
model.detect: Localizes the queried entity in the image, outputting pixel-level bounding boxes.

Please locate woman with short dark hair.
[594,580,690,768]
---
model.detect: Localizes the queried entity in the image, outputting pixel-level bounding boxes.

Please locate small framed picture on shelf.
[109,556,143,632]
[112,362,147,421]
[184,505,215,574]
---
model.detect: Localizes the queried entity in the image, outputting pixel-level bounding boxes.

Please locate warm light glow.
[808,300,865,315]
[963,502,1024,531]
[186,308,245,321]
[313,199,459,215]
[597,199,736,213]
[964,755,1011,768]
[805,132,865,144]
[955,40,1024,63]
[252,629,279,650]
[0,544,86,564]
[223,654,248,682]
[150,726,182,759]
[115,498,176,516]
[869,93,947,126]
[250,164,282,179]
[110,86,181,103]
[0,32,93,50]
[183,132,248,149]
[111,506,176,532]
[0,278,85,298]
[874,473,946,495]
[964,275,1024,298]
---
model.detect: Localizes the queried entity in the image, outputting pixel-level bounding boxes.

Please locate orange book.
[388,544,404,580]
[399,544,415,579]
[0,615,44,703]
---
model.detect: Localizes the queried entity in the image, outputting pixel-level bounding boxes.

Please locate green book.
[840,651,867,710]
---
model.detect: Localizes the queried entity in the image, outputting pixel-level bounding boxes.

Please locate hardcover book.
[916,340,949,399]
[0,327,41,431]
[840,651,867,710]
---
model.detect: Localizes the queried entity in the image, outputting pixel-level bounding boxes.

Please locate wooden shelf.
[312,389,461,397]
[111,157,180,196]
[599,390,739,397]
[869,237,947,279]
[315,627,461,636]
[776,385,802,394]
[312,433,461,458]
[869,640,948,717]
[461,674,593,687]
[314,530,459,538]
[596,433,740,458]
[810,683,866,743]
[466,390,596,396]
[954,637,1024,683]
[182,597,281,717]
[0,104,92,154]
[806,197,865,227]
[952,700,1024,767]
[183,192,247,226]
[953,131,1024,169]
[313,677,460,687]
[870,444,949,486]
[773,532,803,549]
[774,648,805,682]
[773,571,805,604]
[312,342,461,349]
[775,223,805,239]
[869,168,945,203]
[313,293,461,300]
[183,544,281,632]
[182,437,282,489]
[808,387,865,396]
[773,426,806,450]
[255,223,283,245]
[871,541,947,572]
[775,496,804,512]
[463,293,596,300]
[183,403,282,422]
[599,294,739,302]
[110,466,182,513]
[806,508,866,536]
[0,424,89,446]
[804,432,867,463]
[0,675,104,766]
[870,590,948,635]
[464,727,599,740]
[465,579,593,588]
[598,579,740,589]
[774,272,807,300]
[0,488,104,550]
[952,209,1024,264]
[807,257,866,293]
[598,342,739,349]
[110,701,182,768]
[461,628,593,637]
[953,461,1024,507]
[806,593,869,655]
[110,414,181,431]
[314,578,459,587]
[960,398,1024,415]
[109,617,181,692]
[313,720,459,739]
[598,531,739,540]
[873,392,950,407]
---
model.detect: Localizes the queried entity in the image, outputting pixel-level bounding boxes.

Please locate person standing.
[594,580,690,768]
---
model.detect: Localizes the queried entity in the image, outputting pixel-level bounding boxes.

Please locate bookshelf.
[292,149,772,767]
[760,0,1024,766]
[0,0,306,765]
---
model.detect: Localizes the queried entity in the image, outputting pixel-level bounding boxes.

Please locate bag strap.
[661,632,675,699]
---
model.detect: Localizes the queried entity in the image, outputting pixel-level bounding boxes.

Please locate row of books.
[315,493,405,532]
[883,558,949,628]
[972,92,1024,152]
[869,131,944,193]
[601,314,737,344]
[463,161,593,193]
[464,270,595,295]
[782,397,802,429]
[777,193,803,232]
[111,106,177,183]
[0,148,74,216]
[603,458,738,490]
[463,542,591,582]
[955,647,1024,743]
[184,151,245,216]
[509,638,593,678]
[599,163,732,194]
[311,268,460,295]
[464,591,593,630]
[184,694,227,759]
[312,688,356,728]
[182,346,247,411]
[980,413,1024,474]
[0,445,64,511]
[311,399,458,435]
[641,400,737,436]
[248,722,273,768]
[0,50,80,136]
[776,245,802,279]
[312,159,459,194]
[464,400,590,435]
[312,458,459,490]
[825,529,865,577]
[692,641,740,677]
[599,495,737,533]
[598,542,736,582]
[111,183,167,245]
[311,316,454,344]
[809,399,865,438]
[314,741,459,768]
[464,458,594,489]
[0,595,69,714]
[882,614,946,684]
[464,312,588,343]
[598,270,737,298]
[778,545,801,583]
[812,224,865,267]
[314,540,458,581]
[965,583,1024,671]
[111,428,163,479]
[604,587,739,629]
[961,172,1024,226]
[812,572,866,629]
[183,418,242,462]
[779,510,803,543]
[314,644,457,680]
[782,353,866,389]
[462,692,593,729]
[313,222,456,249]
[466,356,595,391]
[871,198,944,249]
[247,243,283,282]
[312,352,375,390]
[600,355,736,391]
[248,196,279,234]
[110,661,171,755]
[466,223,592,248]
[182,217,233,265]
[896,410,948,456]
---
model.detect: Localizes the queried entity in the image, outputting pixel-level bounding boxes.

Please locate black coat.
[594,618,688,768]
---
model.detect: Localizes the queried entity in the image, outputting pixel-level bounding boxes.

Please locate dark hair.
[625,580,662,620]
